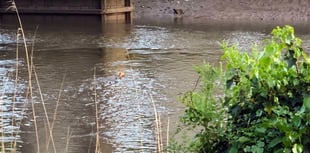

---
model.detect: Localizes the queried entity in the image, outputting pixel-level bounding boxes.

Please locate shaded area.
[0,0,101,14]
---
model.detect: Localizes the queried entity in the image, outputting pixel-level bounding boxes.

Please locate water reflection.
[1,14,310,153]
[224,31,267,51]
[95,47,157,152]
[0,29,18,51]
[0,52,26,152]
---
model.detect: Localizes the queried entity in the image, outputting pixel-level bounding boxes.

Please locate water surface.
[0,15,310,153]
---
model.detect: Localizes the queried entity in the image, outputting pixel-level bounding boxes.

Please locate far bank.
[133,0,310,23]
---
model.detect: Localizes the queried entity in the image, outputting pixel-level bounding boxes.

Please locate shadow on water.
[0,14,310,153]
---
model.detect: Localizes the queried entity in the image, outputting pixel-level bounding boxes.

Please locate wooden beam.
[0,8,102,14]
[103,6,133,14]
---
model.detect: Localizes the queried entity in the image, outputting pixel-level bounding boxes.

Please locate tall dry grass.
[4,1,100,153]
[4,1,66,153]
[93,67,101,153]
[4,1,172,153]
[9,1,40,153]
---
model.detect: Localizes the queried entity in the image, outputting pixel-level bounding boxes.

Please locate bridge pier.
[102,0,133,23]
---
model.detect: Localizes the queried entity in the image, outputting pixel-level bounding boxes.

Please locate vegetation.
[171,25,310,153]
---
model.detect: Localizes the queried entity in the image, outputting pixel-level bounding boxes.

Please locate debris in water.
[118,71,125,79]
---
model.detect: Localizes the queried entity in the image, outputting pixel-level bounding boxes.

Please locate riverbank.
[133,0,310,22]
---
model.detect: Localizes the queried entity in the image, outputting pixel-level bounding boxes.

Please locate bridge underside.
[0,0,133,23]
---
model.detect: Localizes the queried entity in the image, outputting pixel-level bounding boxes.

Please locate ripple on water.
[101,79,157,152]
[2,21,308,153]
[77,60,160,152]
[0,58,27,152]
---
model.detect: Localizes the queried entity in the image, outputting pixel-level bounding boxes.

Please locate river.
[0,15,310,153]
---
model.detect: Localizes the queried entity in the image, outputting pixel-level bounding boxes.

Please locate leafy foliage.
[176,25,310,153]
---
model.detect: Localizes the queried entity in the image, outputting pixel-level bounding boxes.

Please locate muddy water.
[0,16,310,153]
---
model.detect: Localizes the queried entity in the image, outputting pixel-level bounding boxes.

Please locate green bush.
[175,25,310,153]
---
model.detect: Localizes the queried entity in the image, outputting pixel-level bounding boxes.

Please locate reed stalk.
[64,127,72,153]
[10,28,21,153]
[32,65,57,153]
[88,125,94,153]
[1,77,7,153]
[166,117,170,149]
[6,2,172,152]
[46,71,67,151]
[151,94,163,152]
[93,67,101,153]
[10,1,41,152]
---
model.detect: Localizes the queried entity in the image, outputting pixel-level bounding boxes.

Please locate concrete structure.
[0,0,133,23]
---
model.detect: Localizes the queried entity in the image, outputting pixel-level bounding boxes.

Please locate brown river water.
[0,15,310,153]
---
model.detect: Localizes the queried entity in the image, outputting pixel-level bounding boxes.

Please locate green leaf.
[238,136,250,143]
[303,94,310,112]
[257,141,265,148]
[229,146,238,153]
[268,137,282,148]
[252,145,264,153]
[267,79,275,88]
[288,131,299,142]
[292,116,301,127]
[259,57,271,67]
[255,127,266,134]
[292,144,303,153]
[283,148,291,153]
[293,79,299,86]
[274,148,284,153]
[256,110,263,117]
[265,44,275,55]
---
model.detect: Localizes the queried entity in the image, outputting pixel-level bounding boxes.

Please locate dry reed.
[9,1,60,153]
[32,54,58,153]
[7,2,78,153]
[64,127,73,153]
[9,27,21,153]
[125,47,169,152]
[9,1,41,152]
[5,1,172,153]
[151,94,163,152]
[45,71,67,152]
[166,117,170,148]
[93,67,101,153]
[1,77,6,152]
[10,0,40,152]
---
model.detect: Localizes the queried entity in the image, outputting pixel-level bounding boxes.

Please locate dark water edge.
[1,14,310,36]
[134,16,310,34]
